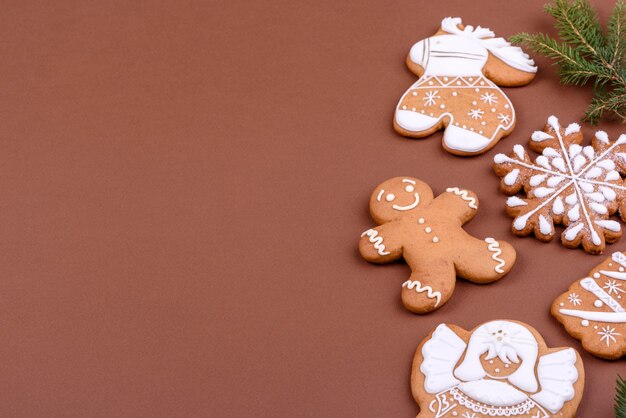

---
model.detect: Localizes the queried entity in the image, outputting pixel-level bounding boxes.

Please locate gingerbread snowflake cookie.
[359,177,516,314]
[553,252,626,359]
[394,17,537,156]
[412,320,584,418]
[493,116,626,254]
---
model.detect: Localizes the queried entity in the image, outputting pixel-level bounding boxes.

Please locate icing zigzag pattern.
[361,229,390,255]
[446,187,478,209]
[485,237,506,273]
[402,279,442,306]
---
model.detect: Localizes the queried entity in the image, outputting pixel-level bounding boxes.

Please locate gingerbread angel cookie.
[553,251,626,359]
[359,177,516,314]
[394,17,537,156]
[412,320,584,418]
[493,115,626,254]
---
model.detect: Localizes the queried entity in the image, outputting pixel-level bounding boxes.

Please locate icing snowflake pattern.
[467,109,484,120]
[604,279,625,295]
[568,293,582,306]
[494,115,626,253]
[480,92,498,105]
[423,91,440,106]
[598,325,620,346]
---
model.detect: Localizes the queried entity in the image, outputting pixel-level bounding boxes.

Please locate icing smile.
[392,193,420,211]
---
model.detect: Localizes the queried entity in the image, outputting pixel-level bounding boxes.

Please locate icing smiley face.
[369,177,433,223]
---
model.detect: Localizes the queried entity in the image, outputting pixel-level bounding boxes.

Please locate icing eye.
[386,193,395,202]
[405,185,415,193]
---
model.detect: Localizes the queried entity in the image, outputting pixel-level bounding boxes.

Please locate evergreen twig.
[511,0,626,124]
[616,375,626,418]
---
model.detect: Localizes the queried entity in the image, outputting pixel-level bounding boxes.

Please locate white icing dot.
[432,237,439,243]
[428,81,434,85]
[444,77,449,81]
[452,413,457,417]
[504,104,509,109]
[452,91,457,96]
[430,113,433,116]
[455,122,459,126]
[594,300,603,308]
[560,302,564,306]
[504,364,509,368]
[475,88,480,92]
[386,193,395,202]
[621,267,625,272]
[610,263,613,266]
[440,104,445,109]
[469,77,473,81]
[425,227,432,233]
[456,81,461,85]
[402,105,407,110]
[405,185,415,193]
[418,218,425,224]
[472,101,477,105]
[491,108,496,112]
[495,368,500,373]
[412,91,417,96]
[420,110,424,113]
[489,360,494,364]
[412,108,416,111]
[462,125,467,129]
[481,121,486,126]
[581,320,589,326]
[593,273,601,278]
[480,81,485,85]
[470,128,474,131]
[479,131,483,134]
[594,325,598,329]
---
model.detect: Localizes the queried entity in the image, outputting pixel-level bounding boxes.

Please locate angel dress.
[417,321,580,418]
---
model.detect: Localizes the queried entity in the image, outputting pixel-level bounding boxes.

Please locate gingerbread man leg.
[401,262,456,314]
[453,234,516,283]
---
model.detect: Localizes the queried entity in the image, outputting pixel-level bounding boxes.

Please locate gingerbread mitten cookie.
[359,177,516,314]
[553,251,626,359]
[412,320,584,418]
[394,17,537,156]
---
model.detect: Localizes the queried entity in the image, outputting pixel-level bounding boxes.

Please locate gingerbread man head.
[369,176,434,224]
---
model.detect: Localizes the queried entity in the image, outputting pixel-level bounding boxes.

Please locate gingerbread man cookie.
[359,177,516,313]
[412,320,584,418]
[553,251,626,359]
[394,17,537,156]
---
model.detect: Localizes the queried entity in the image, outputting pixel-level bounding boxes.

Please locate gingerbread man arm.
[359,222,403,264]
[429,187,479,225]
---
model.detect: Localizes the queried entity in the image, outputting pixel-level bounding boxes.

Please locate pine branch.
[616,375,626,418]
[513,0,626,123]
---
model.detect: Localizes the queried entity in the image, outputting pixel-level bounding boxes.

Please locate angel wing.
[531,348,579,414]
[420,324,467,394]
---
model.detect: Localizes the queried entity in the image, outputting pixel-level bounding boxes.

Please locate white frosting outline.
[361,229,390,255]
[484,237,505,273]
[446,187,478,209]
[402,279,442,306]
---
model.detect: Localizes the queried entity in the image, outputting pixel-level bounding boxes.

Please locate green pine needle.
[616,375,626,418]
[512,0,626,124]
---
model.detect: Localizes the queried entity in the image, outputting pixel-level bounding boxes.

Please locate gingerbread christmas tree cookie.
[553,251,626,359]
[394,17,537,156]
[493,116,626,254]
[412,320,584,418]
[359,177,516,314]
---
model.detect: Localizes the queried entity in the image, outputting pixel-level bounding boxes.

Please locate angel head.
[454,320,539,392]
[407,17,537,84]
[369,177,433,223]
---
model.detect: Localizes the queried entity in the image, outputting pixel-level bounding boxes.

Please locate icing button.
[593,272,600,278]
[432,237,439,243]
[425,227,432,233]
[418,218,425,224]
[412,91,417,96]
[594,300,603,308]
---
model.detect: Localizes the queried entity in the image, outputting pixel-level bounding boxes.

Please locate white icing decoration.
[599,270,626,280]
[457,379,527,407]
[531,348,578,414]
[420,324,466,393]
[533,187,554,198]
[538,215,552,235]
[484,238,505,273]
[454,321,539,393]
[594,300,603,308]
[361,229,390,255]
[560,309,626,323]
[531,131,553,142]
[595,130,609,143]
[613,252,626,268]
[529,174,546,186]
[392,193,420,211]
[402,280,442,306]
[513,144,525,160]
[580,277,624,312]
[446,187,478,209]
[582,319,590,326]
[564,123,580,135]
[596,220,621,232]
[503,169,519,186]
[553,196,564,215]
[506,196,527,207]
[563,222,583,241]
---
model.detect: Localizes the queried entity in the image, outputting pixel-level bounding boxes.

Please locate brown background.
[1,0,625,416]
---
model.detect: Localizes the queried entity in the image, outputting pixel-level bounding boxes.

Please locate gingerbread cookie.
[493,115,626,254]
[412,320,584,418]
[394,17,537,156]
[359,177,516,314]
[553,251,626,359]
